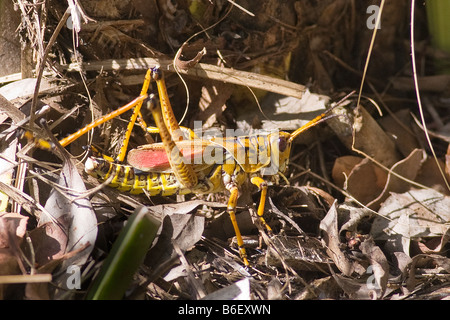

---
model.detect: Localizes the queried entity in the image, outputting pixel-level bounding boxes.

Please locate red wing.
[127,140,213,172]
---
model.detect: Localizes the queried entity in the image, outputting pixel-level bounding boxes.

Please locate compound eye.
[278,136,287,152]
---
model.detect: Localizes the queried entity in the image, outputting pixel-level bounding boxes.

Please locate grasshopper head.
[267,131,292,175]
[85,157,111,179]
[277,131,293,173]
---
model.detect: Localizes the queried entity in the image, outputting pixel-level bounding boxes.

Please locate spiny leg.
[151,67,186,142]
[116,68,152,162]
[147,95,198,189]
[57,94,148,148]
[24,71,151,152]
[250,176,273,234]
[226,184,250,266]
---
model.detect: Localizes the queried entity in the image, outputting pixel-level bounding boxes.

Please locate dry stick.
[410,0,450,192]
[64,58,306,100]
[29,8,71,131]
[227,0,255,16]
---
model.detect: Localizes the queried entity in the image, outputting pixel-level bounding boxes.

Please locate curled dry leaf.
[359,237,389,298]
[174,44,207,71]
[144,208,206,275]
[319,201,354,277]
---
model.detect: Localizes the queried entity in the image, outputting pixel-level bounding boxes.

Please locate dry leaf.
[415,157,450,195]
[366,148,426,210]
[332,155,364,188]
[25,245,89,300]
[236,90,329,134]
[319,202,354,276]
[360,237,389,298]
[406,254,450,292]
[202,278,250,300]
[378,108,421,158]
[333,156,388,205]
[338,202,373,233]
[34,159,97,266]
[328,105,401,168]
[296,275,342,300]
[0,213,29,298]
[144,212,205,274]
[371,188,450,255]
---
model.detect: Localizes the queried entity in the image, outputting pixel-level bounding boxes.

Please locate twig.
[63,58,306,99]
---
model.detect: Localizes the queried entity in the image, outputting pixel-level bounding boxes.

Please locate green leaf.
[86,207,160,300]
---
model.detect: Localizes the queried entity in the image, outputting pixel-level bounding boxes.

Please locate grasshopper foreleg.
[250,176,272,234]
[225,182,250,266]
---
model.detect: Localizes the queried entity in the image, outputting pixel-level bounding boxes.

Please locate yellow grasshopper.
[26,67,344,266]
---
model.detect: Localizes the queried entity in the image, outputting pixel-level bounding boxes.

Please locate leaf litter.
[0,0,449,300]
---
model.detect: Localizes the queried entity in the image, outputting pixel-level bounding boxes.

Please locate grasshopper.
[26,67,344,266]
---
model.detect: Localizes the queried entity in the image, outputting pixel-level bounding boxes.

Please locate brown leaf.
[367,148,426,210]
[415,157,450,195]
[378,108,421,158]
[328,105,402,168]
[144,212,205,274]
[333,156,387,205]
[319,202,354,276]
[0,213,29,298]
[25,244,90,300]
[360,237,389,298]
[332,155,364,188]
